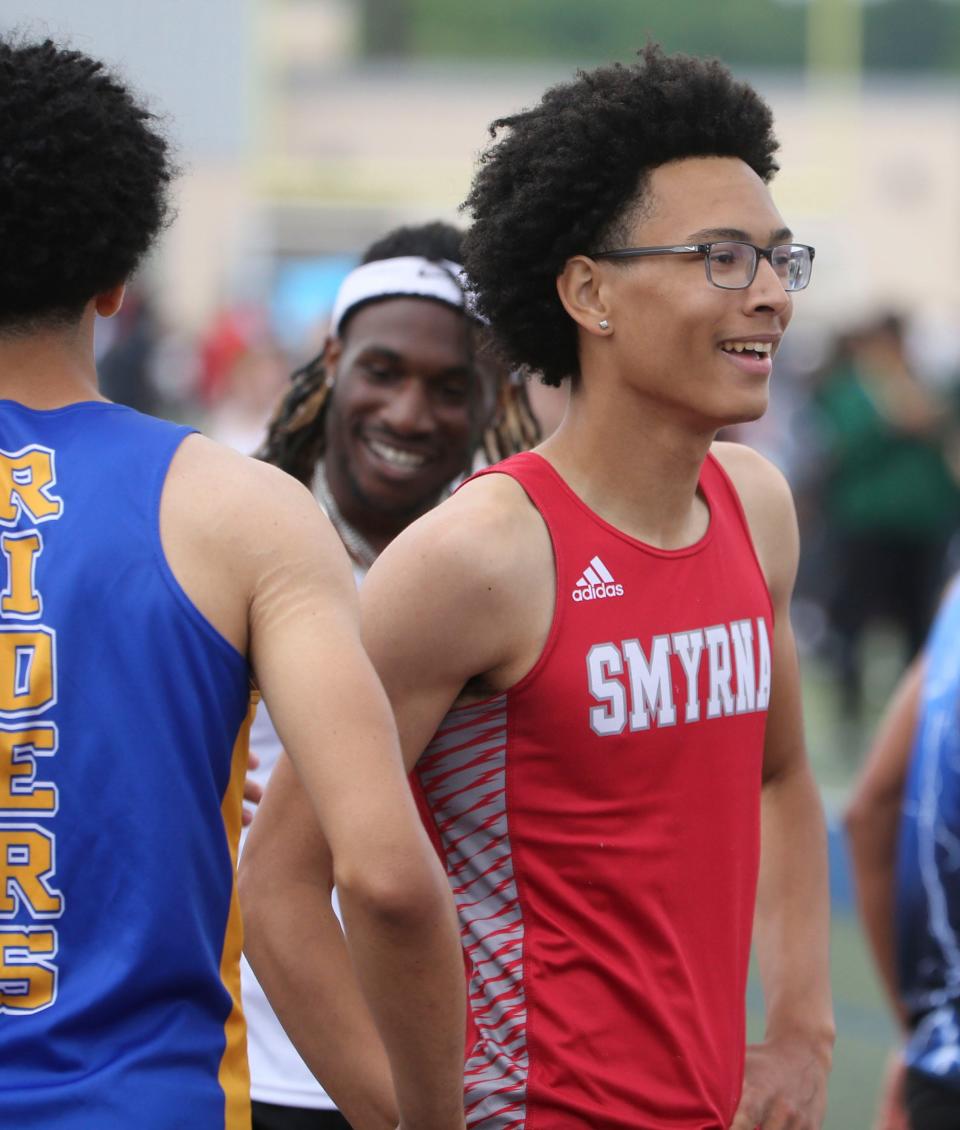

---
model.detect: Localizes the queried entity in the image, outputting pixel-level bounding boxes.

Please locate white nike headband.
[329,255,483,335]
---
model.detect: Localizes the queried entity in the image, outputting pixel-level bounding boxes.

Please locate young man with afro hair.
[244,44,835,1129]
[0,37,467,1130]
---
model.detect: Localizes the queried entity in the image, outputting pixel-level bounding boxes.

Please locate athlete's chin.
[348,464,445,520]
[728,397,768,426]
[673,400,768,439]
[717,383,770,427]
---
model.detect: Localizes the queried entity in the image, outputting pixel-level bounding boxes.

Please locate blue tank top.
[896,580,960,1087]
[0,401,252,1128]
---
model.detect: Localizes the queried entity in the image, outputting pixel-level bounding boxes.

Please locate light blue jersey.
[0,401,252,1128]
[897,580,960,1088]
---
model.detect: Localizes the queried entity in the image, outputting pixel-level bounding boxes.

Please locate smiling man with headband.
[241,222,535,1130]
[256,225,532,567]
[329,256,475,337]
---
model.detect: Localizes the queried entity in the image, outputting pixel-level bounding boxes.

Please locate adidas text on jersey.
[573,555,624,602]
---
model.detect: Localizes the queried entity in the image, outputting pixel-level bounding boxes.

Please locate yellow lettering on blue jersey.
[0,825,64,918]
[0,628,55,716]
[0,926,58,1013]
[0,725,57,814]
[0,448,63,527]
[0,449,63,1018]
[1,531,42,618]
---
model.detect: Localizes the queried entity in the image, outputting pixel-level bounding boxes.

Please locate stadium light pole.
[795,0,869,321]
[807,0,864,82]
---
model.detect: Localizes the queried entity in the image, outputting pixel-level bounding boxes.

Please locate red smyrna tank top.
[415,450,774,1130]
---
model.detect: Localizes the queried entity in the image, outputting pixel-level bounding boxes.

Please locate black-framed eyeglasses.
[589,241,816,292]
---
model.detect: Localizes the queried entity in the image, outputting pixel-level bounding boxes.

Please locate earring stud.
[598,319,609,330]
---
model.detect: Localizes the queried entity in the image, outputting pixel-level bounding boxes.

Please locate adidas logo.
[573,556,624,602]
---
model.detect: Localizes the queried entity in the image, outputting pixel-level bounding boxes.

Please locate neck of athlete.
[322,454,443,562]
[539,370,716,552]
[0,289,122,409]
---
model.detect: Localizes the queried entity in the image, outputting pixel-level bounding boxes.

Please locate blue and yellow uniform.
[0,401,251,1128]
[897,581,960,1092]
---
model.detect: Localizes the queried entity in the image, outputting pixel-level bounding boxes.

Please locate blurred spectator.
[812,313,960,717]
[197,305,269,407]
[241,220,535,1130]
[204,340,289,455]
[96,286,162,416]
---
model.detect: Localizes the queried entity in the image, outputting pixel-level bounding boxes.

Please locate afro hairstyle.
[462,44,780,387]
[0,38,175,333]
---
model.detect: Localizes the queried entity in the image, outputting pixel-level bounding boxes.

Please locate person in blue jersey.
[847,577,960,1130]
[0,36,467,1130]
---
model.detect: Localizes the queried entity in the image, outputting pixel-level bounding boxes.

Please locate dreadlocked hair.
[257,221,541,484]
[256,350,330,485]
[484,374,541,463]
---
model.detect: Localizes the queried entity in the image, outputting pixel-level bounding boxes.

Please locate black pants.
[252,1100,352,1130]
[828,533,946,715]
[906,1067,960,1130]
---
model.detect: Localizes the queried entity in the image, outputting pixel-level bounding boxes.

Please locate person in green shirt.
[813,312,960,716]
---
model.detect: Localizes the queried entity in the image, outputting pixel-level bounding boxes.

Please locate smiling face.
[323,296,493,543]
[589,156,795,428]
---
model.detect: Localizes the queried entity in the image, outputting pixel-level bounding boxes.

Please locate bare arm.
[358,477,552,765]
[240,473,541,1129]
[742,611,834,1129]
[844,658,923,1130]
[716,445,834,1130]
[237,472,537,1125]
[240,752,396,1126]
[845,658,922,1028]
[208,459,465,1130]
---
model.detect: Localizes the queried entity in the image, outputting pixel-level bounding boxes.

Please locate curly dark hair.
[361,221,464,266]
[0,37,175,333]
[462,44,781,387]
[257,221,539,486]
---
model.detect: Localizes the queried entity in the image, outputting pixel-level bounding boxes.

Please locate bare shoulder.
[362,468,554,694]
[167,433,316,520]
[710,441,798,601]
[369,469,551,602]
[165,434,344,561]
[162,434,353,654]
[710,440,793,514]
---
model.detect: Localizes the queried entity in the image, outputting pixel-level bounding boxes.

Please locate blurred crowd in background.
[97,285,960,740]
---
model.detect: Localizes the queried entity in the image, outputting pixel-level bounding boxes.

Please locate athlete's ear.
[321,335,342,386]
[94,283,126,319]
[556,256,612,338]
